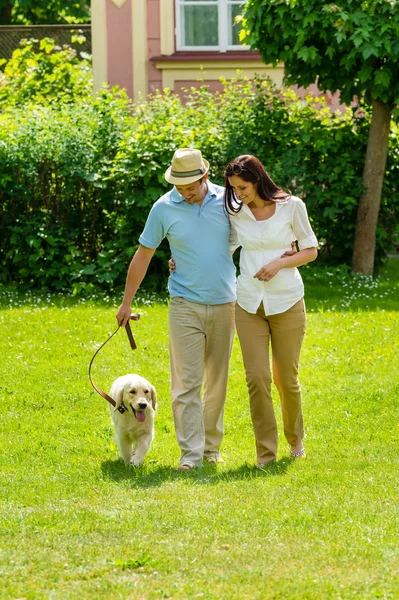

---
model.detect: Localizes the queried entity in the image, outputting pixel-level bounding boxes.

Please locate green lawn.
[1,260,398,599]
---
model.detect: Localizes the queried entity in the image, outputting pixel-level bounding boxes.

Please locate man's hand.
[280,241,297,258]
[169,256,176,274]
[116,303,132,327]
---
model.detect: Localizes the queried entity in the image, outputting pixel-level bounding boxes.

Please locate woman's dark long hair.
[224,155,290,214]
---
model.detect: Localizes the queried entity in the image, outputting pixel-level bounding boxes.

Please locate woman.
[225,155,318,466]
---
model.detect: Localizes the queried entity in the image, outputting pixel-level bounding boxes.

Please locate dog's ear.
[150,385,157,410]
[112,384,124,412]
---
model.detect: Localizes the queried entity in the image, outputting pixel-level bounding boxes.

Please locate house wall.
[92,0,147,101]
[91,0,342,111]
[106,0,133,97]
[147,0,162,94]
[154,55,284,95]
[92,0,279,99]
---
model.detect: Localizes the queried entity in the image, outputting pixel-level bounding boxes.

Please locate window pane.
[183,6,218,46]
[228,3,245,46]
[181,0,216,3]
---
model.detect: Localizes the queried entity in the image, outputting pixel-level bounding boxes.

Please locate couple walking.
[116,148,318,470]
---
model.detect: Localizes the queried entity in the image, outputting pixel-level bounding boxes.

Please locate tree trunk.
[352,98,391,275]
[0,2,12,24]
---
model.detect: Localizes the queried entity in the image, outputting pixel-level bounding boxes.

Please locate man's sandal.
[256,459,276,468]
[290,448,306,459]
[176,462,196,471]
[204,454,224,465]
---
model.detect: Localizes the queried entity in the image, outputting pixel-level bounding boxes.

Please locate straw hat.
[165,148,210,185]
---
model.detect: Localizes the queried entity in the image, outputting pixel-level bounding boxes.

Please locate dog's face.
[113,375,156,423]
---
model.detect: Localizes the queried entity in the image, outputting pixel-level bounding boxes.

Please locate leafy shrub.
[0,36,92,106]
[0,61,398,293]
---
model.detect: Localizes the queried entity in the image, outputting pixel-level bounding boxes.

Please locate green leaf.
[298,47,310,62]
[362,44,378,60]
[375,70,391,88]
[82,264,96,275]
[39,38,55,54]
[352,36,364,48]
[27,238,41,249]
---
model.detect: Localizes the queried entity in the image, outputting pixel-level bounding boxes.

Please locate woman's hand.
[254,242,297,281]
[254,259,282,282]
[169,256,176,274]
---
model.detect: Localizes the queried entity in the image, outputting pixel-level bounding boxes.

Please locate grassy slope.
[0,261,398,599]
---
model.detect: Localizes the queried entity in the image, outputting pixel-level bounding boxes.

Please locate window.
[176,0,248,51]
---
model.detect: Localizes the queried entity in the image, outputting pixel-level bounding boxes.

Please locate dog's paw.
[129,457,143,467]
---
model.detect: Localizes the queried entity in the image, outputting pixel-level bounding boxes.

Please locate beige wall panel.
[156,62,284,91]
[92,0,108,93]
[175,80,225,94]
[160,0,175,55]
[132,0,148,100]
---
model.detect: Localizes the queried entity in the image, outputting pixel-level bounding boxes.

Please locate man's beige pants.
[235,299,306,464]
[168,297,236,467]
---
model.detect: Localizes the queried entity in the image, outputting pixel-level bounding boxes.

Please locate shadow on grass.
[100,457,292,488]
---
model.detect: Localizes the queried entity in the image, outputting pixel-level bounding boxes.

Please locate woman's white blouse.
[230,196,318,316]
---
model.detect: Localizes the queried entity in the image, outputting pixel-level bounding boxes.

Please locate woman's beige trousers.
[235,299,306,463]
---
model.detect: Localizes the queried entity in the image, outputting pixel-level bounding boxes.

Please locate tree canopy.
[243,0,399,274]
[244,0,399,110]
[0,0,90,25]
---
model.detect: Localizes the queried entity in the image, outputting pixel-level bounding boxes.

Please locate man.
[116,148,236,470]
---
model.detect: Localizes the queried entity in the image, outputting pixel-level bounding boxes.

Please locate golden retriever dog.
[109,374,156,466]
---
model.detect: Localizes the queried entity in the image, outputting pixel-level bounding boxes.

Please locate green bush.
[0,36,92,106]
[0,57,398,293]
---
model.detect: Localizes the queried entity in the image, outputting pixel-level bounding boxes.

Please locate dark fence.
[0,24,91,60]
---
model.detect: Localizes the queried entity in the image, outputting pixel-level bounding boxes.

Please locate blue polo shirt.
[138,181,237,304]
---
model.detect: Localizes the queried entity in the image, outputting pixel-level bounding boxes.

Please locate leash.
[88,315,140,414]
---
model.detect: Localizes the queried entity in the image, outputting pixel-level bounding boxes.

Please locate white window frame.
[175,0,249,52]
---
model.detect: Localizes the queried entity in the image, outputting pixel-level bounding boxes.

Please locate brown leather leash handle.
[88,314,140,414]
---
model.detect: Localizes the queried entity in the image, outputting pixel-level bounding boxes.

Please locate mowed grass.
[0,260,398,599]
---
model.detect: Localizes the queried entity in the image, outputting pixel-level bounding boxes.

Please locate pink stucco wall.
[147,0,163,94]
[106,0,133,98]
[293,84,345,112]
